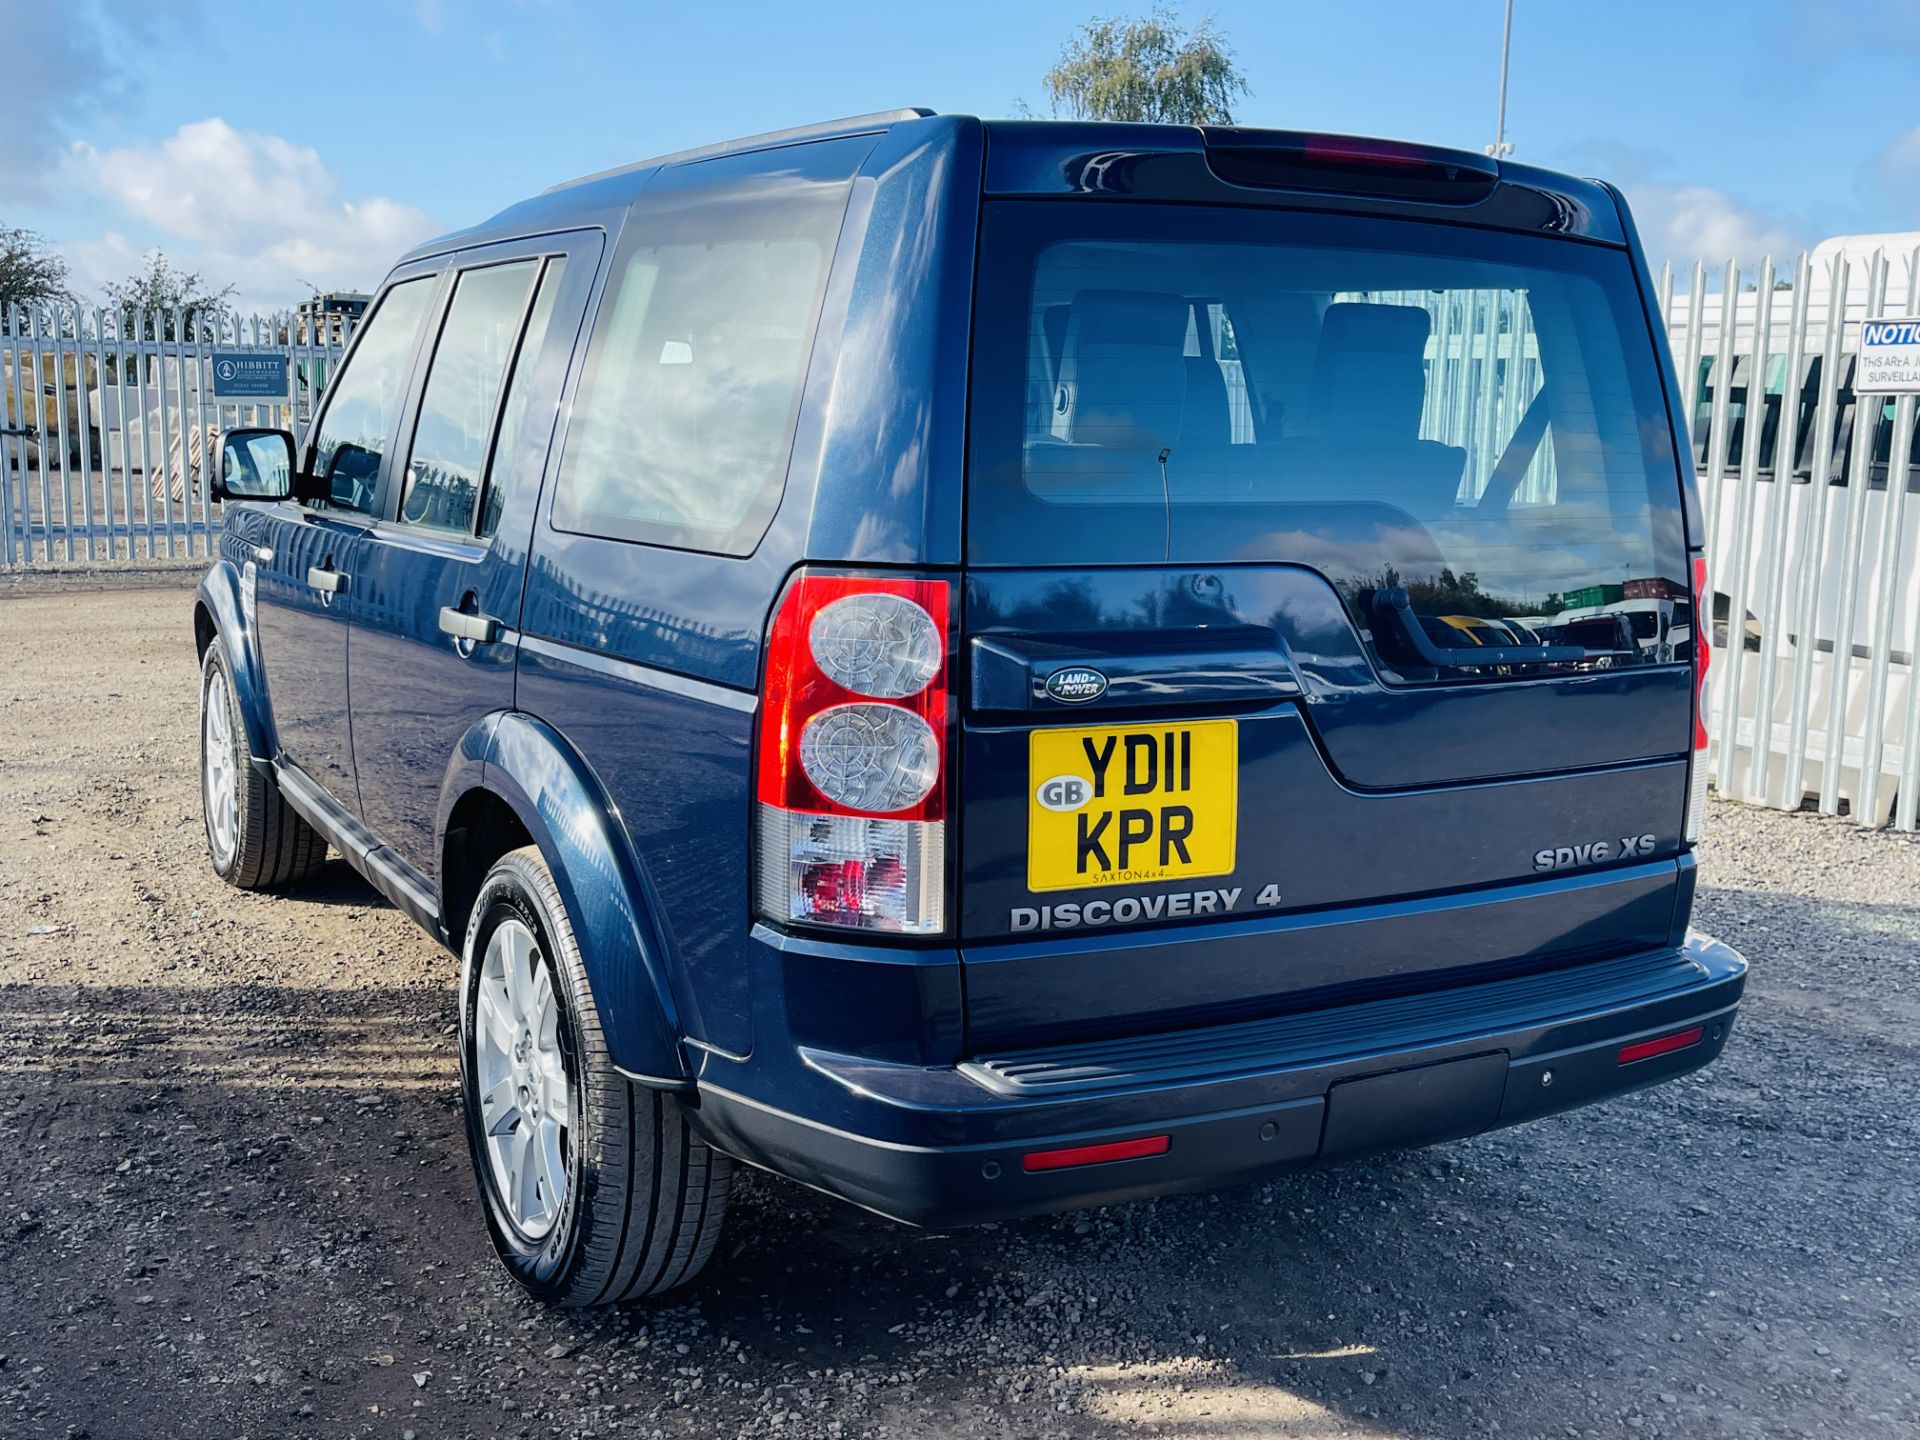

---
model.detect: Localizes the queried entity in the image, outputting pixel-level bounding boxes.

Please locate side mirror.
[215,428,296,502]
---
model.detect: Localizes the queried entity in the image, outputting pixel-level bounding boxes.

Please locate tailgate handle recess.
[970,631,1301,713]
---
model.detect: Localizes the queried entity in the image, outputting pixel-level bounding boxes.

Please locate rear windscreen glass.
[967,202,1689,671]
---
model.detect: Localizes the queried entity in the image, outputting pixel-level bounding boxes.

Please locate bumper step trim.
[962,942,1737,1097]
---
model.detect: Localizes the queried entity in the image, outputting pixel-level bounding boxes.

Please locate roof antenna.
[1486,0,1516,159]
[1157,446,1173,561]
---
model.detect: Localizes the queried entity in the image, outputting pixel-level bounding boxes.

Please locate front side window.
[550,169,852,554]
[308,277,436,515]
[399,260,539,534]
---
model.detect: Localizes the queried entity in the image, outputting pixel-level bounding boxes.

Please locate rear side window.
[550,160,854,555]
[968,203,1689,663]
[400,259,539,534]
[482,258,569,539]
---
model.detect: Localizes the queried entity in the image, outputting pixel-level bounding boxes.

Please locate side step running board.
[274,762,443,940]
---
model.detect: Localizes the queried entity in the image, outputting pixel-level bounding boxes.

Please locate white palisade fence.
[0,305,352,566]
[1661,245,1920,830]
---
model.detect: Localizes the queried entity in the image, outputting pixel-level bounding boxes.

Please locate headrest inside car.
[1311,301,1433,436]
[1055,289,1193,451]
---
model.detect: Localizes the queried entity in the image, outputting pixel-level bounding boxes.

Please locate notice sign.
[211,352,289,400]
[1857,317,1920,394]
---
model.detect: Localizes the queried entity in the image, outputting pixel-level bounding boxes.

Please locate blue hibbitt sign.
[211,353,290,399]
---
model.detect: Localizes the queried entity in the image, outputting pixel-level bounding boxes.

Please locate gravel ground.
[1,576,1917,1440]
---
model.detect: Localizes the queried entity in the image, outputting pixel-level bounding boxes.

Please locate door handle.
[307,566,346,595]
[439,606,502,644]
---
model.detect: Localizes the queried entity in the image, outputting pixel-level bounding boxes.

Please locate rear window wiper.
[1366,587,1585,670]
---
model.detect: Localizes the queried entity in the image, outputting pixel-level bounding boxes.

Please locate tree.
[0,224,74,316]
[104,252,236,339]
[1041,7,1249,125]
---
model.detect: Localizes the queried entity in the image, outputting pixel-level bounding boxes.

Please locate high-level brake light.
[1204,129,1500,204]
[755,572,951,935]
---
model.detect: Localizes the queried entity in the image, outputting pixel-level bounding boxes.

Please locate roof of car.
[397,110,1625,268]
[395,109,938,265]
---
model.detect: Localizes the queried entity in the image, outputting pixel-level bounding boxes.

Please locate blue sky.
[7,0,1920,310]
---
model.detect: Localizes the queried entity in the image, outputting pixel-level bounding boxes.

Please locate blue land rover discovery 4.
[195,112,1746,1305]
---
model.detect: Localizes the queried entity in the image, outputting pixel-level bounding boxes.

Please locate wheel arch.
[194,562,274,763]
[440,711,692,1089]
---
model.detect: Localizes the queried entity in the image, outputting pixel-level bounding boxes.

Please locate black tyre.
[459,845,732,1305]
[199,643,327,889]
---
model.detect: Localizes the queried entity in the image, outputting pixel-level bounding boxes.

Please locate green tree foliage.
[105,252,236,339]
[0,224,74,316]
[1042,7,1248,125]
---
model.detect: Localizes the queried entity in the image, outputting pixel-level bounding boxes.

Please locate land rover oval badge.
[1045,666,1108,704]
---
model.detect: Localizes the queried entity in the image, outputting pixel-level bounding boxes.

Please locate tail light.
[755,571,951,935]
[1685,554,1711,843]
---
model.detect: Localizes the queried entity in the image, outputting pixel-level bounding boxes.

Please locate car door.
[252,270,441,812]
[347,234,601,876]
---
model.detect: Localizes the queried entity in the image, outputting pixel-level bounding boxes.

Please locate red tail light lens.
[755,572,951,935]
[1691,555,1711,753]
[1686,555,1710,843]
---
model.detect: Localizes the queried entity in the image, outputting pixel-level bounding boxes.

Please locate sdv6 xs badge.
[1044,666,1108,704]
[1534,833,1657,872]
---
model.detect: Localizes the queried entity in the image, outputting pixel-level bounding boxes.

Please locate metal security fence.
[1660,247,1920,831]
[0,305,352,566]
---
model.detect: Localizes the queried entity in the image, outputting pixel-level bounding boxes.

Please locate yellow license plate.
[1027,720,1238,892]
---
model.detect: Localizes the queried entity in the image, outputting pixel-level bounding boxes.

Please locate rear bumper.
[689,933,1746,1227]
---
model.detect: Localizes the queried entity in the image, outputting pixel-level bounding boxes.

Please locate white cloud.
[1621,182,1807,271]
[64,118,438,313]
[1550,138,1811,271]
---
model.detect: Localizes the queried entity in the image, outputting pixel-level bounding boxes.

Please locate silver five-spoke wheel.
[459,846,732,1303]
[201,670,239,870]
[474,917,572,1240]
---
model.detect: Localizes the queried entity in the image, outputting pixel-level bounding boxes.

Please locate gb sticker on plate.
[1027,720,1238,892]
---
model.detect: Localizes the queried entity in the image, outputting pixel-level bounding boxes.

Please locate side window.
[398,259,539,534]
[480,257,568,540]
[308,277,436,514]
[549,171,852,554]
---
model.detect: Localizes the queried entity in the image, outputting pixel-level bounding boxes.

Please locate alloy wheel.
[473,917,573,1240]
[202,673,239,869]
